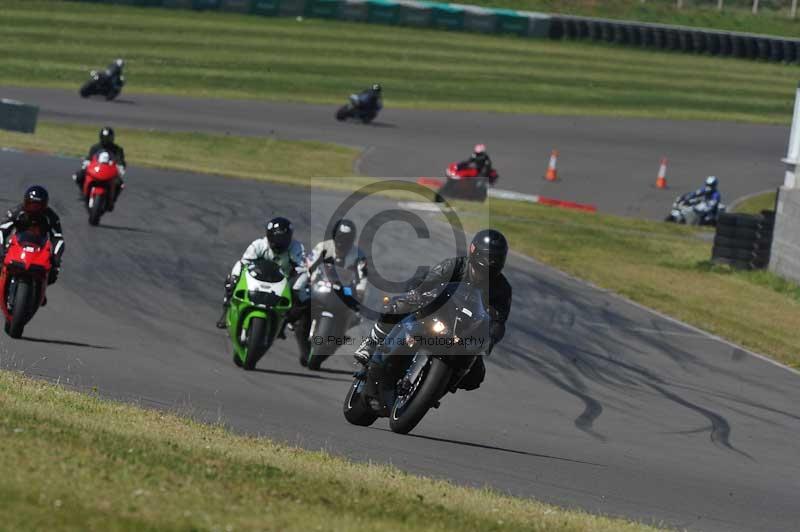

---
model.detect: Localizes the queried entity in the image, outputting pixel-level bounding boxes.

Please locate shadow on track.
[314,367,355,376]
[375,429,605,466]
[22,336,113,350]
[96,223,152,234]
[252,367,350,382]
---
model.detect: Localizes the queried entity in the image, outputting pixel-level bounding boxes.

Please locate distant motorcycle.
[80,68,125,100]
[343,281,490,434]
[665,194,725,226]
[336,93,381,124]
[436,162,499,202]
[1,230,53,338]
[81,151,123,226]
[300,260,359,371]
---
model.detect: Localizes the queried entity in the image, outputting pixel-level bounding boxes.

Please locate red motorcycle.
[1,230,52,338]
[436,162,499,202]
[83,151,122,226]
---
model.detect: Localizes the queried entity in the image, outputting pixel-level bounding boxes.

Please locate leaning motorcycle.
[81,151,123,226]
[225,258,292,370]
[436,162,499,202]
[79,68,125,100]
[665,194,725,226]
[343,282,490,434]
[300,261,358,371]
[1,230,52,339]
[335,94,380,124]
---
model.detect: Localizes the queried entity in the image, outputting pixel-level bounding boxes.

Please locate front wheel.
[8,278,33,339]
[88,193,105,226]
[343,376,379,426]
[389,357,452,435]
[105,88,120,101]
[79,81,93,98]
[335,105,350,121]
[306,315,335,371]
[243,317,268,370]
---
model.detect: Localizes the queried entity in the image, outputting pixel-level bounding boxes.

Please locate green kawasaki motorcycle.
[226,258,293,370]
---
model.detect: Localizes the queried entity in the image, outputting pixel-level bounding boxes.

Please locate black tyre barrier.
[641,27,655,47]
[666,29,679,50]
[653,28,666,49]
[707,32,721,55]
[731,35,745,57]
[679,30,694,53]
[691,31,706,54]
[549,18,565,39]
[719,33,732,56]
[614,24,630,45]
[768,39,783,62]
[602,22,615,42]
[629,25,643,46]
[746,37,759,59]
[713,236,755,250]
[783,41,797,64]
[577,20,590,39]
[564,18,578,39]
[717,213,739,227]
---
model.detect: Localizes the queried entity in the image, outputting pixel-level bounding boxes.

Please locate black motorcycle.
[335,93,381,124]
[300,261,359,370]
[80,68,125,101]
[343,282,490,434]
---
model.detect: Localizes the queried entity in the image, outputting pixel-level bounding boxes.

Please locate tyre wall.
[74,0,800,64]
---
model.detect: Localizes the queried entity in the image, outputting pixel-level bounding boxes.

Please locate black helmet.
[99,126,115,147]
[332,218,357,256]
[468,229,508,281]
[372,83,382,93]
[265,216,293,253]
[23,185,49,215]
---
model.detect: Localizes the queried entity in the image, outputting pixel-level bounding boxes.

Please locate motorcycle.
[80,68,125,100]
[343,281,491,434]
[435,162,499,202]
[335,93,381,124]
[225,258,293,370]
[665,193,726,226]
[82,151,123,226]
[300,260,359,371]
[1,230,52,338]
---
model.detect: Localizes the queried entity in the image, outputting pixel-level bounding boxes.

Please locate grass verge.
[454,198,800,368]
[449,0,800,37]
[2,123,797,368]
[1,0,797,123]
[733,190,778,214]
[0,370,660,531]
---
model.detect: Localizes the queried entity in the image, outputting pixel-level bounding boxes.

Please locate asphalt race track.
[1,147,799,531]
[0,86,789,219]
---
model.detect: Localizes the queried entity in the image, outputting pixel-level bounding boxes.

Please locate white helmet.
[705,176,718,190]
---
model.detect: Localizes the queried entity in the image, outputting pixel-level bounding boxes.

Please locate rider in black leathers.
[456,144,494,179]
[353,83,383,119]
[0,186,65,286]
[73,127,126,207]
[354,229,512,405]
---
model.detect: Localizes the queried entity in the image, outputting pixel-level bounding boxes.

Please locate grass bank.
[452,0,800,37]
[1,0,797,123]
[0,370,658,532]
[2,123,797,367]
[455,198,800,368]
[733,190,778,214]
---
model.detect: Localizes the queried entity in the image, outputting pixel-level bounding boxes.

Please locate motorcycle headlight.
[431,320,447,334]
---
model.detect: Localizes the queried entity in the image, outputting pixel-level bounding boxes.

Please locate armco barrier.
[0,99,39,134]
[71,0,800,64]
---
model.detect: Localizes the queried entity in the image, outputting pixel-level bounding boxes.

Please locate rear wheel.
[243,317,268,370]
[389,357,452,435]
[88,194,105,226]
[8,279,33,339]
[343,376,379,426]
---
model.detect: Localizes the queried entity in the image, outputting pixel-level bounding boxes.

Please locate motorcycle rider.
[0,186,65,287]
[307,219,368,327]
[215,216,309,331]
[106,58,124,79]
[354,229,512,409]
[73,127,127,209]
[456,144,495,181]
[681,176,722,224]
[353,83,383,117]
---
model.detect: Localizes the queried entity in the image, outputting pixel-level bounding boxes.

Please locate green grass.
[455,198,800,368]
[1,0,798,123]
[733,190,778,213]
[0,370,660,532]
[451,0,800,37]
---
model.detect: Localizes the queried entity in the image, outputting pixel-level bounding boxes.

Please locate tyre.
[713,236,755,250]
[711,246,738,260]
[243,317,268,370]
[79,81,93,98]
[335,105,350,121]
[736,215,761,229]
[343,376,379,426]
[88,194,105,226]
[734,249,755,260]
[306,315,334,371]
[716,213,738,227]
[389,357,452,435]
[8,278,33,339]
[715,225,738,238]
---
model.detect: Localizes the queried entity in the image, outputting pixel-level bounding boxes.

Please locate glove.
[118,165,126,177]
[81,159,90,169]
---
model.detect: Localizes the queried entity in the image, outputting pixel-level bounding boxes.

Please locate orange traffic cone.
[544,149,559,182]
[655,157,668,189]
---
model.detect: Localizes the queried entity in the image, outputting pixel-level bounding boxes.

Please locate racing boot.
[215,276,233,329]
[353,322,391,366]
